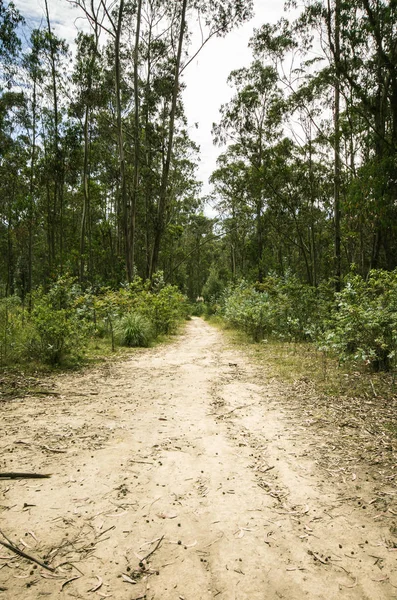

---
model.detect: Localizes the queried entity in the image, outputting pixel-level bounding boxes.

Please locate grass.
[210,316,397,401]
[0,321,187,402]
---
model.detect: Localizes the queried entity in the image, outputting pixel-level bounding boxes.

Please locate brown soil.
[1,317,396,599]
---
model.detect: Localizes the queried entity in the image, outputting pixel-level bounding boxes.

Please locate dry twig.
[0,472,51,479]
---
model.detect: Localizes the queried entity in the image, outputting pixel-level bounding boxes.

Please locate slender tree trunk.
[130,0,143,280]
[80,103,90,282]
[44,0,62,272]
[114,0,132,281]
[143,18,153,278]
[150,0,188,278]
[256,200,264,282]
[333,0,342,292]
[28,78,37,310]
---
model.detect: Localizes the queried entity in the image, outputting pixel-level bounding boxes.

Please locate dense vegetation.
[0,274,187,366]
[209,270,397,372]
[1,0,397,372]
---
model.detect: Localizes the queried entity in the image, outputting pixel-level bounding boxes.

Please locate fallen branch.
[27,389,60,396]
[87,575,103,592]
[141,535,164,563]
[0,540,55,572]
[96,525,115,539]
[218,403,255,418]
[0,472,51,480]
[15,440,66,454]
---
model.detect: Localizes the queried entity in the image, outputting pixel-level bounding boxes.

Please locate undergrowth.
[0,273,187,371]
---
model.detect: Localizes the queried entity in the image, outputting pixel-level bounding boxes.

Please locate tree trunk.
[333,0,342,292]
[115,0,132,281]
[130,0,142,280]
[150,0,188,278]
[28,77,37,310]
[80,102,90,282]
[44,0,62,272]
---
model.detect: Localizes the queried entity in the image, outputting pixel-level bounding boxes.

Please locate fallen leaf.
[61,576,80,590]
[340,578,357,589]
[122,573,137,584]
[156,512,177,519]
[88,576,103,592]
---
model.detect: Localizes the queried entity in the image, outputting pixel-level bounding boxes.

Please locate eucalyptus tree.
[210,153,252,279]
[212,61,283,280]
[0,1,25,296]
[0,0,23,88]
[42,0,69,272]
[252,0,397,279]
[22,30,46,303]
[71,29,103,282]
[148,0,255,277]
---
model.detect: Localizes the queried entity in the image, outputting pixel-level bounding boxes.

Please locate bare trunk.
[80,103,90,282]
[130,0,143,280]
[44,0,62,272]
[150,0,188,278]
[327,0,342,291]
[28,78,37,310]
[115,0,132,281]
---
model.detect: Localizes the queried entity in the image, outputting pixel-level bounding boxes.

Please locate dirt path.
[1,318,396,599]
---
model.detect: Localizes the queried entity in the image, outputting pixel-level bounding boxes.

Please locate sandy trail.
[1,317,396,599]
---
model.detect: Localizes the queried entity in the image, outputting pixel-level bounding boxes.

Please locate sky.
[13,0,287,197]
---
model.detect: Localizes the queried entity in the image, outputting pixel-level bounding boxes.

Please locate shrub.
[321,270,397,370]
[0,296,24,366]
[94,278,187,345]
[29,300,87,366]
[202,266,225,304]
[221,275,326,343]
[130,284,186,336]
[115,312,153,347]
[27,277,88,366]
[190,301,205,317]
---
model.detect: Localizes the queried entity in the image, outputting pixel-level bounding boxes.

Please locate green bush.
[115,312,153,347]
[190,301,205,317]
[0,274,188,367]
[221,275,326,343]
[0,296,24,365]
[321,270,397,370]
[93,277,187,343]
[27,277,88,366]
[202,266,225,303]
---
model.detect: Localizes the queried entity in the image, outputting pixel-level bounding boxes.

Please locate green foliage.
[29,301,86,366]
[0,274,188,369]
[0,295,23,365]
[221,275,326,342]
[189,301,206,316]
[93,277,187,339]
[28,277,87,365]
[115,312,153,347]
[221,269,397,372]
[202,266,225,304]
[320,270,397,371]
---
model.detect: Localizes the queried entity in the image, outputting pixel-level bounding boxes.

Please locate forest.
[1,0,397,372]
